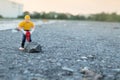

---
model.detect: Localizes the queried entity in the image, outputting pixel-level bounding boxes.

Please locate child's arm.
[30,22,35,34]
[17,26,26,34]
[21,29,26,34]
[30,26,35,34]
[17,21,26,34]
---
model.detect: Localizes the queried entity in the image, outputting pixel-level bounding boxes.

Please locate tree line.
[1,11,120,22]
[18,11,86,20]
[18,11,120,22]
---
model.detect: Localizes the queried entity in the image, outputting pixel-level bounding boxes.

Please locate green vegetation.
[17,11,120,22]
[0,15,3,18]
[17,11,87,20]
[87,12,120,22]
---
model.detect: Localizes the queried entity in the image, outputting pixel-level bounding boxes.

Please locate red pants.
[21,31,32,48]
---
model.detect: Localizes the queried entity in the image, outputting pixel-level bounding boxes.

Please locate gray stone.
[23,69,30,74]
[80,67,103,80]
[104,75,115,80]
[25,42,42,53]
[56,62,62,66]
[116,74,120,80]
[12,75,27,80]
[0,67,8,79]
[61,67,74,76]
[31,77,48,80]
[81,56,88,60]
[87,55,96,60]
[62,67,74,72]
[112,68,120,73]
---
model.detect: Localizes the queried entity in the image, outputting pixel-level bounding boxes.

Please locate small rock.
[0,67,8,78]
[31,77,47,80]
[48,59,56,63]
[23,69,30,74]
[80,67,89,72]
[112,68,120,72]
[81,56,88,60]
[87,55,95,60]
[104,75,115,80]
[77,59,81,62]
[56,62,62,66]
[113,27,120,29]
[62,67,74,72]
[9,66,15,70]
[12,74,27,80]
[0,74,5,78]
[107,65,112,68]
[80,67,103,80]
[62,67,74,76]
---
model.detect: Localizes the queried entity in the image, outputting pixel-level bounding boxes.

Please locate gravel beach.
[0,20,120,80]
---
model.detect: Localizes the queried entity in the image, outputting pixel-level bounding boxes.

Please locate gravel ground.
[0,20,120,80]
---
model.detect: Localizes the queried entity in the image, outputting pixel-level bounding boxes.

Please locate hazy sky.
[11,0,120,15]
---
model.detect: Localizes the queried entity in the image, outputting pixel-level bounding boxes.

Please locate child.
[18,15,35,50]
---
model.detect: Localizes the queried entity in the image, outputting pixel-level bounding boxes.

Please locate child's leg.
[21,34,26,48]
[29,35,32,42]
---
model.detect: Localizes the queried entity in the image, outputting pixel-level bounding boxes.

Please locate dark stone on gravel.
[25,42,42,53]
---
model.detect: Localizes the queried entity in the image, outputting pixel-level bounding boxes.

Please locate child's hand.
[21,29,26,34]
[30,31,33,34]
[23,31,26,34]
[30,28,35,34]
[15,28,20,31]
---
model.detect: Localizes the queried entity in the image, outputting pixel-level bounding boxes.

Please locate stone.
[62,67,74,72]
[31,77,47,80]
[87,55,95,60]
[25,42,42,53]
[103,75,115,80]
[81,56,88,60]
[0,67,8,78]
[56,62,62,66]
[23,69,30,74]
[61,67,74,76]
[12,75,27,80]
[80,67,103,80]
[113,27,120,29]
[112,68,120,73]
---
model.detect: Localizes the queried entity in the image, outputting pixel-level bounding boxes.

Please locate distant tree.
[31,12,41,19]
[72,15,86,20]
[108,13,119,22]
[17,11,30,18]
[87,12,120,22]
[57,13,68,19]
[89,12,107,21]
[17,15,23,18]
[40,12,47,19]
[0,15,3,18]
[45,12,58,19]
[23,11,30,15]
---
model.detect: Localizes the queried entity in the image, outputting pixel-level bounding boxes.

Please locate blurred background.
[0,0,120,22]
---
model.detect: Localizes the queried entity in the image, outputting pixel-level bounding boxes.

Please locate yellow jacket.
[19,21,34,30]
